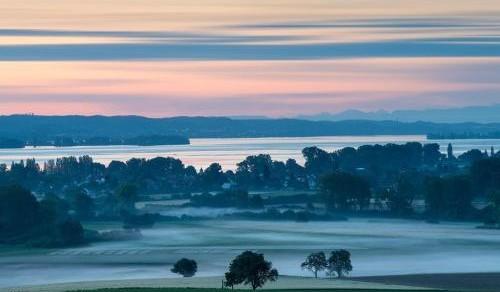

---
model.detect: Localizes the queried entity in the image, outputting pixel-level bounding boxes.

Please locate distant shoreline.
[0,135,190,149]
[428,133,500,140]
[1,115,500,141]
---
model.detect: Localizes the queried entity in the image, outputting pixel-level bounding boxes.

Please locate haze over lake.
[1,135,499,170]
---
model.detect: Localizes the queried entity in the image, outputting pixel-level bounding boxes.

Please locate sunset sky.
[1,0,500,117]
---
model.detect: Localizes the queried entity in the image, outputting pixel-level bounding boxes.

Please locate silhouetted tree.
[301,252,327,278]
[226,251,278,291]
[447,143,455,160]
[327,250,352,278]
[236,154,283,189]
[423,143,442,166]
[171,258,197,277]
[302,147,335,176]
[285,159,308,189]
[200,163,226,190]
[224,271,237,289]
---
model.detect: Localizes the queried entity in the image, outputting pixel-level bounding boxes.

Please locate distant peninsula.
[427,132,500,140]
[50,135,190,147]
[0,115,500,147]
[0,134,190,149]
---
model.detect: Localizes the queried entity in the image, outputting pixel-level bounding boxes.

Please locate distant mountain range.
[1,115,500,140]
[296,104,500,123]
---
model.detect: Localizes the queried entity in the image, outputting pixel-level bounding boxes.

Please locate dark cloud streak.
[228,18,500,29]
[1,40,500,61]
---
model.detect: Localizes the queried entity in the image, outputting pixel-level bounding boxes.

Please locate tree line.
[2,142,496,195]
[0,185,85,247]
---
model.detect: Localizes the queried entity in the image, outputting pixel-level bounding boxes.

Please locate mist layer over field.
[2,218,500,288]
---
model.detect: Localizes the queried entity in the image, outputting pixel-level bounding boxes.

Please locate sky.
[1,0,500,117]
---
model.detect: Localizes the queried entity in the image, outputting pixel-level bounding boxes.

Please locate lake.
[0,135,499,170]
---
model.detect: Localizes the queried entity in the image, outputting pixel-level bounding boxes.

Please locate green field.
[0,276,430,292]
[69,289,440,292]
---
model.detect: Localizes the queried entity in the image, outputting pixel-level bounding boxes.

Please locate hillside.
[1,115,500,140]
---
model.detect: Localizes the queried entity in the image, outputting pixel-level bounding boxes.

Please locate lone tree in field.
[301,252,327,278]
[225,251,278,291]
[171,258,197,277]
[327,250,352,278]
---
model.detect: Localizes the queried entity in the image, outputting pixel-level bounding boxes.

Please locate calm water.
[1,135,499,170]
